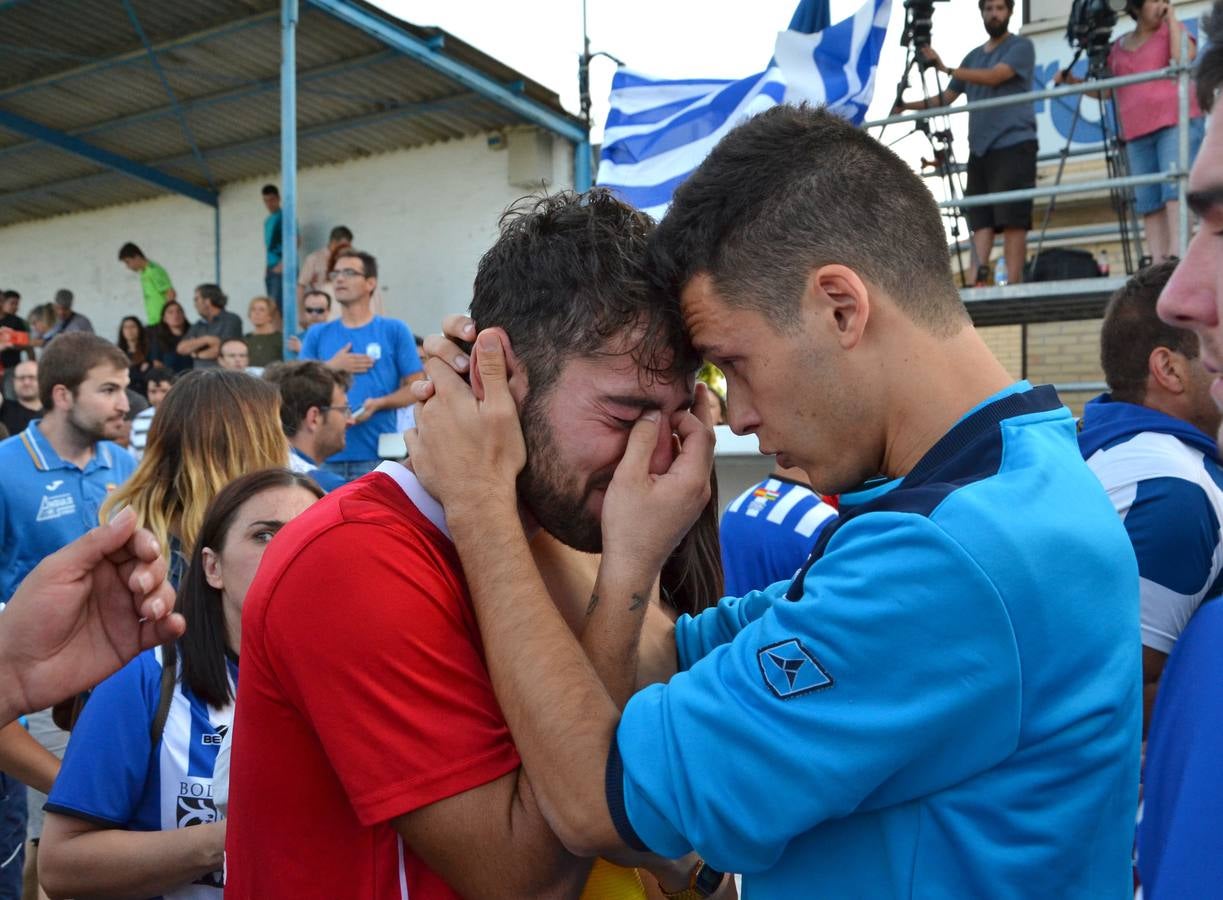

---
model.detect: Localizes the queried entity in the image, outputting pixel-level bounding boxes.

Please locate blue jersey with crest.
[46,646,234,898]
[607,383,1142,897]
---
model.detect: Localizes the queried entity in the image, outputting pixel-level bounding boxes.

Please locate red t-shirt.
[225,468,521,898]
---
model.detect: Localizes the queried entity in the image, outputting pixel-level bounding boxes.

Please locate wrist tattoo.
[629,593,648,612]
[585,593,599,617]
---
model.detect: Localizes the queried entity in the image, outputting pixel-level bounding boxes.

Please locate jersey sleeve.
[674,586,788,671]
[609,512,1022,873]
[1117,476,1220,653]
[260,522,520,827]
[45,652,159,826]
[148,265,173,294]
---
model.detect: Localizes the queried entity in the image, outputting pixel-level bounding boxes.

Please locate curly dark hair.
[470,189,699,399]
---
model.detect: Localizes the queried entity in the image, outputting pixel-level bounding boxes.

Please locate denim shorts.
[1126,118,1206,215]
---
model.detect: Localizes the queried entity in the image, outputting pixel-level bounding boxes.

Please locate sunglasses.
[304,306,328,315]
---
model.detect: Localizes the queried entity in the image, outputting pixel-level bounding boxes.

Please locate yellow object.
[580,859,648,899]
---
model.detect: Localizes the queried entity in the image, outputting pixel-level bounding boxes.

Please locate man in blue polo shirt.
[301,249,422,482]
[0,331,135,896]
[407,106,1140,898]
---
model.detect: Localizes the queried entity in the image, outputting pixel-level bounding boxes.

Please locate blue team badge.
[757,639,832,699]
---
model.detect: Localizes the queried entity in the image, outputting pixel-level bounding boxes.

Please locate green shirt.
[140,261,174,324]
[245,331,284,368]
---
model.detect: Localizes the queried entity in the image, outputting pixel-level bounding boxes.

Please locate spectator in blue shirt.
[300,249,423,482]
[720,466,836,596]
[263,360,351,493]
[0,331,135,896]
[39,469,322,899]
[262,184,284,312]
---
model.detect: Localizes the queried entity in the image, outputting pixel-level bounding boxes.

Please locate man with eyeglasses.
[286,289,330,355]
[300,250,423,481]
[0,360,41,436]
[264,361,351,493]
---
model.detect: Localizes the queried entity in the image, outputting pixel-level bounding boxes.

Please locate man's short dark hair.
[1197,0,1223,111]
[2,290,19,301]
[118,242,144,261]
[145,364,175,388]
[303,289,332,308]
[220,337,248,352]
[329,225,353,243]
[335,249,377,281]
[648,105,966,336]
[1100,260,1199,403]
[53,289,74,309]
[262,184,279,197]
[38,332,129,409]
[979,0,1015,10]
[471,189,698,400]
[263,360,352,436]
[196,283,228,309]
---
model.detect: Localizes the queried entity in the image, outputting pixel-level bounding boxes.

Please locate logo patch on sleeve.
[757,639,833,699]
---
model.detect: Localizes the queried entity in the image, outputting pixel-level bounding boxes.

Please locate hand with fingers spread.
[600,383,716,574]
[405,329,526,520]
[0,506,184,726]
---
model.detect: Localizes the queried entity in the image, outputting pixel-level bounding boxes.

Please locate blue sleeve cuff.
[605,738,649,853]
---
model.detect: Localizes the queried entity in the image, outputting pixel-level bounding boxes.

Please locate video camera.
[900,0,950,64]
[1065,0,1128,77]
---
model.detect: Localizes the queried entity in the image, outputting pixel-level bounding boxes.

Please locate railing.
[863,35,1197,264]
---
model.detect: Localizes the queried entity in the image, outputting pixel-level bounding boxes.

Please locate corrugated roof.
[0,0,584,226]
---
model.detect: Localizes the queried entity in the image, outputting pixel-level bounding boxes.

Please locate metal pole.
[1176,27,1190,258]
[866,65,1181,129]
[214,205,222,285]
[281,0,299,354]
[574,138,592,191]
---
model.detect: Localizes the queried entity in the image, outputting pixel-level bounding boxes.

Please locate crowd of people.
[0,3,1217,898]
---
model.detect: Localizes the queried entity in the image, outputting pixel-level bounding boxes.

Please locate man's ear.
[469,327,528,405]
[804,265,871,350]
[303,406,323,433]
[1149,346,1187,395]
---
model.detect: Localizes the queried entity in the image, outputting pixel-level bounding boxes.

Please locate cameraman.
[1055,0,1203,263]
[895,0,1037,285]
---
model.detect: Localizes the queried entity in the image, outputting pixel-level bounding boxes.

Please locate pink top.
[1107,20,1202,140]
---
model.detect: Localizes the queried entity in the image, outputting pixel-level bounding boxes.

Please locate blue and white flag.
[597,0,892,221]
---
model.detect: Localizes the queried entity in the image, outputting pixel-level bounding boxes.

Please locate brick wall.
[980,319,1105,416]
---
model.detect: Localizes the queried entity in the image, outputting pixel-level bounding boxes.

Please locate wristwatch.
[660,860,727,900]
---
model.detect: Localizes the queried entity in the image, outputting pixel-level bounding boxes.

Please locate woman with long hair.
[116,315,152,396]
[100,369,290,585]
[147,299,193,374]
[39,469,322,900]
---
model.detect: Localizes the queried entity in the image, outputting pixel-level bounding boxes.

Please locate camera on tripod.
[900,0,950,67]
[1065,0,1128,76]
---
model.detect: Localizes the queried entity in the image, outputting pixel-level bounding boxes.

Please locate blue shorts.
[1126,119,1206,216]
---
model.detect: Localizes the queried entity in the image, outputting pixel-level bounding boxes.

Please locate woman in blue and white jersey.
[38,469,322,899]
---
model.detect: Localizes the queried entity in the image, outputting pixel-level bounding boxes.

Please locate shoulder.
[1089,431,1211,484]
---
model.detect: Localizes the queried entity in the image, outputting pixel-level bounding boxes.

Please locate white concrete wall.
[0,130,576,341]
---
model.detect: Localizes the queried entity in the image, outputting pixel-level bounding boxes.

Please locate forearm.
[39,816,224,899]
[446,499,627,857]
[0,721,59,794]
[582,558,659,709]
[370,376,423,412]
